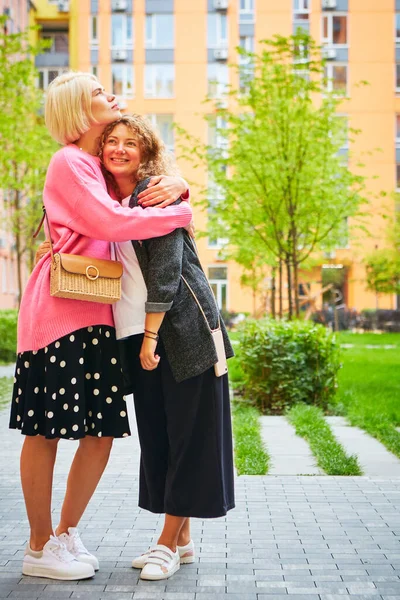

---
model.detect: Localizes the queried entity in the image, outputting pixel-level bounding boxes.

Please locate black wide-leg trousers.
[118,334,235,518]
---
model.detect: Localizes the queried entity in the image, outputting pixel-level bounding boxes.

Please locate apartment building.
[4,0,398,313]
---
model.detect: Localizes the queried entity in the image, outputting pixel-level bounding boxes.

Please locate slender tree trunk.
[271,267,276,318]
[293,260,300,318]
[279,257,283,319]
[286,258,293,320]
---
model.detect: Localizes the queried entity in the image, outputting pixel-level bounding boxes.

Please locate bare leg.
[177,518,191,546]
[20,436,59,551]
[56,437,113,535]
[157,515,187,552]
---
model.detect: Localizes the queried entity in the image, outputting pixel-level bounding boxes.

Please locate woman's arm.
[140,313,165,370]
[137,176,189,208]
[137,228,185,370]
[49,150,192,243]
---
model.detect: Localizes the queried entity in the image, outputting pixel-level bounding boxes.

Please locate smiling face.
[102,123,142,181]
[90,81,121,126]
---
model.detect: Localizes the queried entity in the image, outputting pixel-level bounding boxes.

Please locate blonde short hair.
[45,71,98,145]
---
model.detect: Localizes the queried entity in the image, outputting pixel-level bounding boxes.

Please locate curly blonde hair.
[99,115,178,200]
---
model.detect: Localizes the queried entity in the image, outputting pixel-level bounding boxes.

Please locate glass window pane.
[323,16,328,40]
[112,15,123,46]
[220,15,227,42]
[396,64,400,89]
[397,13,400,40]
[209,267,228,280]
[208,14,217,47]
[145,15,152,43]
[396,115,400,139]
[54,33,68,52]
[221,283,227,310]
[333,65,347,92]
[397,164,400,188]
[156,15,174,47]
[112,65,123,95]
[91,16,97,40]
[126,15,133,42]
[333,16,347,44]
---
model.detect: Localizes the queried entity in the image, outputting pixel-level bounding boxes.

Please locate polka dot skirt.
[9,326,131,440]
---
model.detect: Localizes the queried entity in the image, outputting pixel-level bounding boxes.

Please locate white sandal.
[139,544,180,581]
[132,539,195,569]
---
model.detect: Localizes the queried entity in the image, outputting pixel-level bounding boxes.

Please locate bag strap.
[33,206,55,262]
[180,235,221,332]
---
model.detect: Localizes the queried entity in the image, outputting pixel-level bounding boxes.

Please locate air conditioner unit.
[322,0,337,9]
[322,46,336,60]
[112,0,127,11]
[214,0,229,10]
[112,49,127,61]
[58,0,70,12]
[214,47,228,61]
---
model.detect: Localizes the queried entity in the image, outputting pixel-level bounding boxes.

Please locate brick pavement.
[1,400,400,600]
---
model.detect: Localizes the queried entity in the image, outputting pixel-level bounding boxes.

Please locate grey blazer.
[129,179,234,383]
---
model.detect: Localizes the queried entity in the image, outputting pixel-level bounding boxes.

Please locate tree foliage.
[178,32,368,318]
[365,211,400,295]
[0,16,57,304]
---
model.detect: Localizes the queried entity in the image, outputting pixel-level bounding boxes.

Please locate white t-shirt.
[111,197,147,340]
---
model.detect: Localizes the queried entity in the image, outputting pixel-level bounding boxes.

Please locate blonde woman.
[9,72,192,581]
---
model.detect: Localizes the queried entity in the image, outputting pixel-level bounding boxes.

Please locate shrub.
[237,318,341,413]
[0,310,18,363]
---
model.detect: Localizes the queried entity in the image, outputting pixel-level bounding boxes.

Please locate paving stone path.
[2,397,400,600]
[259,416,400,477]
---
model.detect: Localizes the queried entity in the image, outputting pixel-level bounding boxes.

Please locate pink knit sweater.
[17,144,192,353]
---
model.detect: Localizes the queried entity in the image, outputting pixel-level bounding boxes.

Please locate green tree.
[0,16,57,304]
[365,211,400,299]
[178,32,367,318]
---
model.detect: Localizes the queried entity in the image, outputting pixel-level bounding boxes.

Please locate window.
[91,65,99,78]
[322,14,347,46]
[397,63,400,93]
[208,117,228,150]
[208,13,228,48]
[208,63,229,98]
[396,13,400,44]
[397,163,400,189]
[396,115,400,146]
[111,14,133,48]
[239,35,254,64]
[38,68,67,90]
[293,0,310,21]
[112,64,134,97]
[90,16,98,45]
[336,115,349,151]
[145,14,174,48]
[239,0,255,22]
[208,266,228,310]
[324,63,348,95]
[41,32,69,53]
[147,114,174,151]
[145,64,174,98]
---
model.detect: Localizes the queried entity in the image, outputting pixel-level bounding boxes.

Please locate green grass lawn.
[332,332,400,457]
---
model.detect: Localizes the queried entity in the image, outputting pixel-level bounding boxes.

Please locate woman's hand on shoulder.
[139,336,160,370]
[137,175,189,208]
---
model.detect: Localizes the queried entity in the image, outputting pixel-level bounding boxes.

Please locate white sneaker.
[22,535,95,580]
[132,539,195,569]
[139,544,180,581]
[57,527,99,571]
